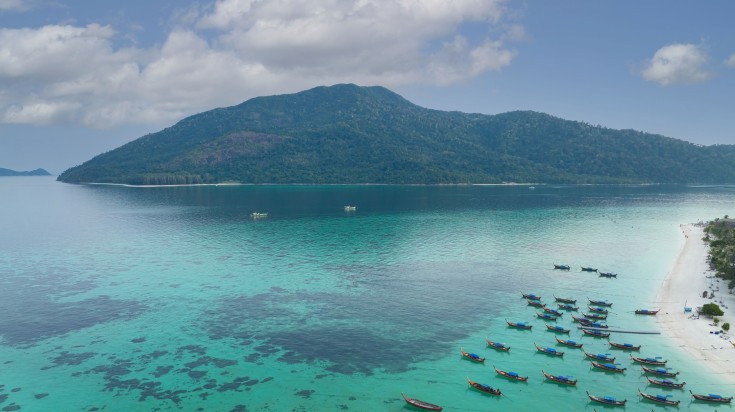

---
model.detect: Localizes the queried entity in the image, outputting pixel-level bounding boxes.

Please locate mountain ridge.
[57,84,735,185]
[1,168,52,177]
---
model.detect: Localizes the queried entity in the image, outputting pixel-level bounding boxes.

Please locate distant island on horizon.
[0,168,51,177]
[58,84,735,185]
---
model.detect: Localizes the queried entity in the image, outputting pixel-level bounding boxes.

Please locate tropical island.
[58,84,735,185]
[0,168,51,177]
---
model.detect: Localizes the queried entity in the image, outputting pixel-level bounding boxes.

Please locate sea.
[1,176,734,412]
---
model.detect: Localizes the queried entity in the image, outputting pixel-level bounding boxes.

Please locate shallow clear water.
[1,177,734,411]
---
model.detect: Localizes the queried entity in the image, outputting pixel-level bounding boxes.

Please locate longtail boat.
[527,299,545,308]
[541,370,577,386]
[521,292,541,301]
[553,264,570,270]
[647,377,685,389]
[588,298,613,307]
[466,376,501,396]
[534,343,564,357]
[581,267,598,272]
[543,307,563,317]
[583,351,615,362]
[591,361,625,373]
[493,365,528,382]
[571,315,589,323]
[635,309,660,315]
[536,312,558,321]
[485,338,510,352]
[460,347,485,363]
[401,393,443,411]
[578,320,608,329]
[555,337,583,348]
[554,295,576,304]
[638,389,680,406]
[587,306,608,314]
[506,319,532,330]
[609,341,641,350]
[545,323,570,334]
[557,303,579,311]
[586,391,626,406]
[599,271,617,278]
[582,329,610,338]
[690,390,733,403]
[642,366,679,377]
[631,355,667,365]
[584,312,607,320]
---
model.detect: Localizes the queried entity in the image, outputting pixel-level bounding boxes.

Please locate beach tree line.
[703,216,735,290]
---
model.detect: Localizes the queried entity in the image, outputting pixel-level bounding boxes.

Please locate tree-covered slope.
[0,168,51,176]
[58,84,735,185]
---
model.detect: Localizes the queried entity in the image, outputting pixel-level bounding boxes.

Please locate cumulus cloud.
[0,0,33,11]
[641,43,710,86]
[0,0,519,128]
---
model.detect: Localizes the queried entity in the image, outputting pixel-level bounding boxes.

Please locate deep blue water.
[0,177,734,411]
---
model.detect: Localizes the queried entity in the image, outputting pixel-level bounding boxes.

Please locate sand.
[655,223,735,385]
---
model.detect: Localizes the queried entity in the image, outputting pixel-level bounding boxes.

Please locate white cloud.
[726,53,735,67]
[0,0,519,128]
[0,0,33,11]
[641,43,710,86]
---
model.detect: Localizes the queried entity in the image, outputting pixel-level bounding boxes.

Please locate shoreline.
[655,223,735,385]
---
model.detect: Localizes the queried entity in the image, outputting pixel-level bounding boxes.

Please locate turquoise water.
[1,177,734,411]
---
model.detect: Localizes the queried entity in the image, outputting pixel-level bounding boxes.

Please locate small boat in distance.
[584,312,607,320]
[587,306,608,314]
[689,390,733,403]
[557,303,579,311]
[591,361,626,373]
[343,205,357,211]
[553,264,571,270]
[555,337,583,348]
[586,391,627,406]
[583,351,615,362]
[641,366,679,377]
[401,392,443,411]
[630,355,667,365]
[250,212,268,219]
[466,376,501,396]
[588,298,613,307]
[635,309,660,315]
[534,343,564,357]
[647,377,686,389]
[582,329,610,338]
[506,319,532,330]
[493,365,528,382]
[638,389,680,406]
[536,312,558,321]
[545,323,570,334]
[542,370,577,386]
[599,271,617,278]
[543,307,563,317]
[581,267,598,272]
[578,320,608,329]
[485,338,510,352]
[609,341,641,351]
[521,292,542,300]
[554,295,576,304]
[460,347,485,363]
[527,299,545,308]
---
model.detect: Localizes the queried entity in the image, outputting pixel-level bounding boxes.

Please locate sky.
[1,0,734,174]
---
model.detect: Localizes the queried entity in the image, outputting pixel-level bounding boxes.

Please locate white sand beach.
[655,223,735,384]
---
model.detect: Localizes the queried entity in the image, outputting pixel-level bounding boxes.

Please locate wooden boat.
[555,337,583,348]
[545,323,570,334]
[485,338,510,352]
[584,312,607,320]
[609,341,641,351]
[647,377,686,389]
[582,329,610,338]
[631,355,667,365]
[534,343,564,357]
[493,365,528,382]
[460,347,485,363]
[521,292,542,301]
[635,309,660,315]
[587,306,608,314]
[571,314,589,323]
[553,264,570,270]
[542,370,577,385]
[583,351,615,362]
[543,307,563,317]
[599,271,617,278]
[638,389,680,406]
[536,312,558,321]
[250,212,268,219]
[581,267,598,272]
[401,393,442,411]
[527,299,545,308]
[588,298,613,307]
[642,366,679,377]
[690,390,733,403]
[557,303,579,311]
[591,361,626,373]
[586,390,627,406]
[506,319,532,330]
[466,376,501,396]
[554,295,576,304]
[578,320,608,329]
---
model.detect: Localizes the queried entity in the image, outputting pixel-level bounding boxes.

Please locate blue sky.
[1,0,734,173]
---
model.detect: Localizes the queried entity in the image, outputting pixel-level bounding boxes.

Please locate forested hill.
[0,168,51,177]
[57,84,735,185]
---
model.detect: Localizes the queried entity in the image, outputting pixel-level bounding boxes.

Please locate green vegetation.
[1,168,51,176]
[703,217,735,290]
[58,84,735,185]
[723,322,730,332]
[701,303,725,317]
